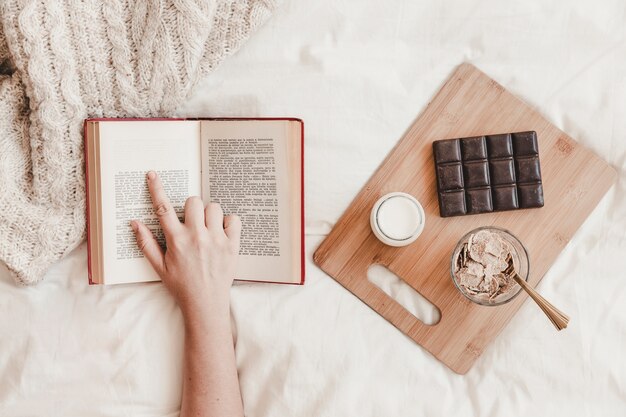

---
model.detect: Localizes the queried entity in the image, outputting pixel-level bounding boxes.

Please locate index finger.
[146,171,181,234]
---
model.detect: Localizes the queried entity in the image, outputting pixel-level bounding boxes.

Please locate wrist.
[175,281,230,311]
[180,294,231,327]
[183,306,232,341]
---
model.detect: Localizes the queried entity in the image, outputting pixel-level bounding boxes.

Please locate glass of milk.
[370,192,425,247]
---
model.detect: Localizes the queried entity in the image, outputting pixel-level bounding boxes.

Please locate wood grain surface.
[313,63,617,374]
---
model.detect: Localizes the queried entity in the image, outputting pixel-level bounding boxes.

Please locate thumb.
[131,220,165,276]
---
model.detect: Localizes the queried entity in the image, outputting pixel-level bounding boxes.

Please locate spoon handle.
[513,274,570,331]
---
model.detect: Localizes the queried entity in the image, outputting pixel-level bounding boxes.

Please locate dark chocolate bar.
[433,131,544,217]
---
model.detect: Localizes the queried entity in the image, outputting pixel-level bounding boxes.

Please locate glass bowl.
[450,226,529,306]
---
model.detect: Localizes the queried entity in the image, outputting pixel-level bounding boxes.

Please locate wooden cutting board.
[313,63,617,374]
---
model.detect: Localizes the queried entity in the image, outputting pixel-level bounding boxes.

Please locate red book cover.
[84,117,305,285]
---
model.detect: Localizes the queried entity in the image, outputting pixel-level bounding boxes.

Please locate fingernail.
[147,171,156,180]
[130,220,138,232]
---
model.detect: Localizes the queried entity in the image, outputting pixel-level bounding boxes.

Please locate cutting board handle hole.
[367,264,441,326]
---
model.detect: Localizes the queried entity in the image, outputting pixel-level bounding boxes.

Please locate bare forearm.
[180,302,244,417]
[131,174,244,417]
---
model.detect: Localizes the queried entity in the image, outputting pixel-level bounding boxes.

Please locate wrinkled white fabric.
[1,0,625,416]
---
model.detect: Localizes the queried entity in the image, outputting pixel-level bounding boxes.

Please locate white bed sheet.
[1,0,625,415]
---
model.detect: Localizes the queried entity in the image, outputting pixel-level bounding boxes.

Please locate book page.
[200,120,300,283]
[98,121,201,284]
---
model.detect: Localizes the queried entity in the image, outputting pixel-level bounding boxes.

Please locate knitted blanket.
[0,0,278,285]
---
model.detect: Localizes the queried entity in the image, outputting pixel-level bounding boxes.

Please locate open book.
[85,118,304,285]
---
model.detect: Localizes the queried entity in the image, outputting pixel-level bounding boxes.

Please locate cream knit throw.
[0,0,278,285]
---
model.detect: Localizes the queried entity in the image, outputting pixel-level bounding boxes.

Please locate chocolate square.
[433,139,461,164]
[518,183,545,208]
[461,136,487,161]
[515,157,542,183]
[432,130,543,217]
[438,191,466,217]
[486,134,513,158]
[466,188,493,214]
[489,159,515,185]
[512,131,539,156]
[463,161,490,188]
[437,163,463,191]
[492,185,519,211]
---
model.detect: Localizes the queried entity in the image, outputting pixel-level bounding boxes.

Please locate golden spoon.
[504,255,570,331]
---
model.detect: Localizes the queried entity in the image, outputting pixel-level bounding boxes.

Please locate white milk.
[370,192,425,247]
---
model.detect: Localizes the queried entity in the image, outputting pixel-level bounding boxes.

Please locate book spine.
[84,120,94,285]
[300,120,306,285]
[187,117,304,123]
[84,117,186,122]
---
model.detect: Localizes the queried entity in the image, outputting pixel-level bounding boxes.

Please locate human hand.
[130,171,241,319]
